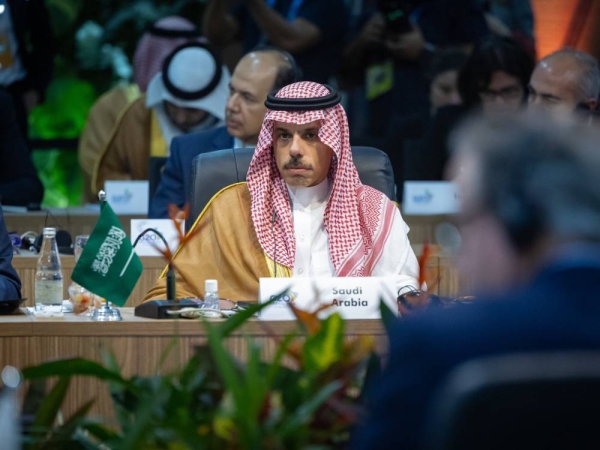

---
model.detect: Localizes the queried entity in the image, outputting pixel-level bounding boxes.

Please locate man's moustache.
[284,158,312,170]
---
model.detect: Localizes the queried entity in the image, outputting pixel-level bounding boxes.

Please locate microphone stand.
[132,228,175,301]
[132,228,200,319]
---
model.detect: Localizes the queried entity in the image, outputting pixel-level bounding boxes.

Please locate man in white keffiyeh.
[145,81,420,302]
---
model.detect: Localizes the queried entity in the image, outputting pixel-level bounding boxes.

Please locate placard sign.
[130,219,183,256]
[104,181,149,215]
[402,181,459,215]
[259,277,398,321]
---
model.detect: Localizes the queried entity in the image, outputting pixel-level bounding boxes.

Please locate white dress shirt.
[287,179,421,293]
[233,137,256,149]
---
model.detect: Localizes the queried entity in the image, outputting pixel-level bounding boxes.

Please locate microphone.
[132,228,175,301]
[271,211,277,278]
[133,227,200,319]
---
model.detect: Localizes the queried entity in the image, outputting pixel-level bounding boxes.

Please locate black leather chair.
[186,146,395,230]
[425,352,600,450]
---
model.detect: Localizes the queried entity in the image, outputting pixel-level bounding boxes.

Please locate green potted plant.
[19,297,397,449]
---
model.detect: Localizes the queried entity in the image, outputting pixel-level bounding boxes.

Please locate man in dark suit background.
[353,114,600,449]
[149,47,299,218]
[0,88,44,206]
[0,204,21,300]
[1,0,55,139]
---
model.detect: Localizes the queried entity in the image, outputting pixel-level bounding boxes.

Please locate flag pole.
[90,190,124,322]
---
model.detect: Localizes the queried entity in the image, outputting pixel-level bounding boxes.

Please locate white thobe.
[287,179,420,294]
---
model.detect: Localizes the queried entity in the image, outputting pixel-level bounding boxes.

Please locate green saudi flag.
[72,201,143,307]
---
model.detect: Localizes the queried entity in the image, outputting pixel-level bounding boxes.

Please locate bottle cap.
[205,279,218,292]
[42,227,56,237]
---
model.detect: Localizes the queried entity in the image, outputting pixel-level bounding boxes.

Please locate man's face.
[273,120,334,188]
[528,58,582,116]
[225,53,279,144]
[164,101,208,132]
[451,152,521,294]
[429,70,461,113]
[479,71,524,117]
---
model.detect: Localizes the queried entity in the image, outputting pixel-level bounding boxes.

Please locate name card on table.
[402,181,459,215]
[259,277,398,321]
[104,181,149,215]
[130,219,183,256]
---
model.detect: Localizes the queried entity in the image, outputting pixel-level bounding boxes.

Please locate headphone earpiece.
[495,193,542,252]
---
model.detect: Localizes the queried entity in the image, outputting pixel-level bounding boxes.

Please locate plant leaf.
[278,380,343,439]
[288,302,331,335]
[32,376,71,434]
[22,358,132,389]
[39,399,95,449]
[22,378,46,427]
[418,242,432,287]
[302,313,344,373]
[266,332,298,386]
[216,296,277,338]
[80,423,120,443]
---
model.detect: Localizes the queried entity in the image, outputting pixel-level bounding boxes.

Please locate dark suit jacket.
[7,0,55,96]
[0,206,21,300]
[352,245,600,449]
[149,126,233,218]
[0,89,44,205]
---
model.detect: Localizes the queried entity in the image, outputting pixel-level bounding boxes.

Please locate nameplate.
[130,219,183,256]
[104,181,149,215]
[259,277,398,321]
[402,181,459,215]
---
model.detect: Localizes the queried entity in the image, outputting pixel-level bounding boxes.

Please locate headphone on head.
[485,147,545,253]
[493,190,542,252]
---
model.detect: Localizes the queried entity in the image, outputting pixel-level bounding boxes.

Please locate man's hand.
[357,12,386,46]
[384,25,425,61]
[244,0,321,53]
[484,12,511,37]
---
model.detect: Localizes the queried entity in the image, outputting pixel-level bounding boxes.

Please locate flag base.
[91,302,123,321]
[134,299,199,319]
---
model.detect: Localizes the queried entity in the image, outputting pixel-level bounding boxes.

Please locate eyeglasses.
[479,86,523,102]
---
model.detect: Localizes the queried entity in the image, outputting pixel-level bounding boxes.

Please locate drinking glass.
[74,235,89,262]
[69,235,101,315]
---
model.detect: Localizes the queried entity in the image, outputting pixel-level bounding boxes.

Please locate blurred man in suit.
[353,114,600,449]
[148,47,299,218]
[1,0,55,140]
[0,204,21,300]
[0,88,43,206]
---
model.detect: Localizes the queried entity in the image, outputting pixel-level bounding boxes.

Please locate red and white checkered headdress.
[246,82,396,276]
